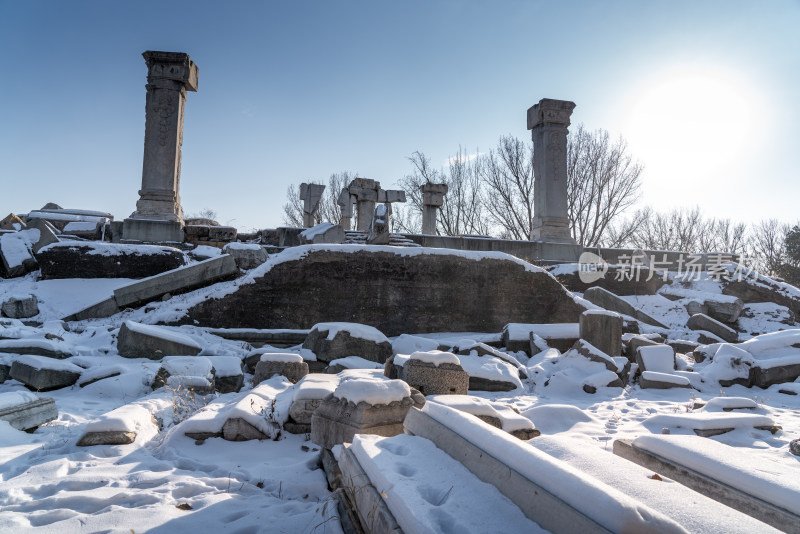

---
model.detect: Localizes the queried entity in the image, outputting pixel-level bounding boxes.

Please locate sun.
[622,65,758,200]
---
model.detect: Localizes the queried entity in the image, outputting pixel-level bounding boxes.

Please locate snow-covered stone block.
[298,222,345,245]
[206,355,244,393]
[0,229,38,278]
[582,370,625,393]
[221,242,267,269]
[1,294,39,319]
[639,371,691,390]
[579,309,622,357]
[399,351,469,396]
[502,322,579,353]
[686,313,738,343]
[635,344,676,374]
[117,321,202,360]
[0,338,72,359]
[253,353,308,385]
[570,338,622,373]
[310,376,413,449]
[76,404,158,446]
[152,356,214,393]
[37,241,186,280]
[10,355,82,391]
[0,391,57,430]
[325,356,383,374]
[644,411,777,437]
[584,286,668,328]
[302,322,392,364]
[428,395,539,440]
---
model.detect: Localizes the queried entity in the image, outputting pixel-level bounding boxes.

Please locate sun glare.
[623,66,757,200]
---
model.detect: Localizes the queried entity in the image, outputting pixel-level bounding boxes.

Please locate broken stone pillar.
[124,51,199,243]
[336,188,354,230]
[347,178,381,232]
[420,183,448,235]
[299,183,326,228]
[366,204,390,245]
[527,98,576,243]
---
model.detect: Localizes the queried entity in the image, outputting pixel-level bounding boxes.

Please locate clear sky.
[1,1,798,231]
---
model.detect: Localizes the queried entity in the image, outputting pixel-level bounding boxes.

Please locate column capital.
[143,51,199,92]
[527,98,575,130]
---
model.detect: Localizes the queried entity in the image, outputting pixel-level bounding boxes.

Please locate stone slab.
[122,218,184,243]
[337,445,403,534]
[10,360,81,391]
[686,313,738,343]
[584,287,668,328]
[76,431,137,447]
[117,322,202,360]
[37,242,185,279]
[0,396,57,430]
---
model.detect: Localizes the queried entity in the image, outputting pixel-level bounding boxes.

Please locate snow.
[165,375,213,390]
[428,395,534,433]
[391,334,441,355]
[14,354,82,373]
[457,352,523,389]
[505,322,579,341]
[637,345,675,373]
[702,396,758,411]
[408,350,461,366]
[584,369,622,387]
[223,242,262,251]
[0,230,34,268]
[292,373,340,401]
[350,433,546,534]
[582,309,622,319]
[259,352,303,363]
[0,338,69,354]
[738,328,800,357]
[313,321,389,343]
[61,221,98,233]
[123,320,202,350]
[333,376,410,405]
[205,355,243,377]
[162,356,213,377]
[634,434,800,515]
[83,403,156,434]
[299,222,336,239]
[643,412,775,432]
[327,356,383,370]
[640,371,690,386]
[39,240,181,257]
[0,391,39,410]
[422,402,687,533]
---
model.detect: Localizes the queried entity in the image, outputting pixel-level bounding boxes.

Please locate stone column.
[348,178,381,232]
[336,188,354,230]
[299,183,325,227]
[124,51,198,243]
[527,98,576,243]
[419,183,448,235]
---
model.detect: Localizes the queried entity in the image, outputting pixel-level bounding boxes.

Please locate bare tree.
[748,219,791,275]
[567,125,643,247]
[479,135,534,240]
[282,171,357,227]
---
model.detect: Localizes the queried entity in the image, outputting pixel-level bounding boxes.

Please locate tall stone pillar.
[337,188,354,230]
[124,51,199,243]
[527,98,576,243]
[348,178,381,232]
[420,183,448,235]
[299,183,325,227]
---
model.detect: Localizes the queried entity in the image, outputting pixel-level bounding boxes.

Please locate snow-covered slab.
[333,376,410,405]
[77,403,159,446]
[391,334,440,356]
[10,355,83,391]
[534,435,779,534]
[405,403,687,533]
[0,392,57,431]
[408,350,460,366]
[349,434,546,533]
[643,411,776,436]
[639,371,691,389]
[701,396,759,412]
[428,395,538,438]
[259,352,303,363]
[615,435,800,532]
[637,344,676,373]
[0,338,72,359]
[457,352,523,391]
[327,356,383,371]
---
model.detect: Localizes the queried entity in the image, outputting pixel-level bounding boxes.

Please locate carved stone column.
[299,183,325,227]
[420,183,448,235]
[527,98,576,243]
[124,51,198,243]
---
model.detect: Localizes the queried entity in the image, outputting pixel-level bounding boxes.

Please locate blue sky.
[1,1,798,231]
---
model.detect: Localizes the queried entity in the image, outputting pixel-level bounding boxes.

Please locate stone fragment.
[0,230,38,278]
[221,242,267,269]
[624,335,660,359]
[686,313,738,343]
[723,272,800,318]
[549,263,666,295]
[10,356,82,391]
[582,370,625,393]
[37,242,185,279]
[639,371,691,389]
[570,339,620,373]
[0,339,72,359]
[303,323,392,364]
[77,431,137,446]
[366,204,390,245]
[0,213,26,231]
[298,223,345,245]
[1,295,39,319]
[635,344,676,374]
[117,321,202,360]
[25,218,60,254]
[420,183,448,235]
[0,393,57,430]
[666,339,700,355]
[790,439,800,457]
[299,183,326,228]
[182,247,586,335]
[502,323,580,354]
[253,354,308,385]
[584,287,668,328]
[579,310,622,357]
[659,287,744,323]
[206,355,244,394]
[152,356,214,391]
[400,353,469,396]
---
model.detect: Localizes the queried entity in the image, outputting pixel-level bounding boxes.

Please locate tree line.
[282,126,800,283]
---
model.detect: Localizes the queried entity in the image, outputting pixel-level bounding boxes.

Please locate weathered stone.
[570,339,620,373]
[222,418,270,441]
[299,183,326,228]
[790,439,800,457]
[686,313,738,343]
[584,287,668,328]
[420,183,448,235]
[0,213,25,231]
[76,431,137,446]
[0,339,72,359]
[37,242,185,279]
[639,371,691,389]
[310,391,413,450]
[151,356,214,391]
[624,335,661,359]
[298,223,345,245]
[666,339,700,355]
[502,323,580,354]
[124,51,198,242]
[551,264,666,295]
[528,98,576,243]
[400,358,469,396]
[253,359,308,385]
[366,204,390,245]
[10,357,82,391]
[0,362,9,382]
[214,374,244,394]
[750,362,800,389]
[25,218,60,254]
[114,254,238,309]
[1,295,39,319]
[635,344,676,374]
[579,310,622,357]
[221,243,267,269]
[0,395,57,430]
[302,323,392,364]
[182,247,585,336]
[659,287,744,323]
[117,321,202,360]
[0,230,38,278]
[723,275,800,318]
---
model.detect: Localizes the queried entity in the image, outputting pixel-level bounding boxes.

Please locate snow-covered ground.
[1,271,800,532]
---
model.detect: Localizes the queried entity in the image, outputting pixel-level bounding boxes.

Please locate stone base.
[122,218,184,243]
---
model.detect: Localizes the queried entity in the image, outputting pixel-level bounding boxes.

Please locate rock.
[76,431,137,446]
[468,375,519,392]
[302,323,392,364]
[152,356,214,390]
[635,344,676,374]
[117,321,202,360]
[750,361,800,389]
[584,287,668,328]
[686,314,738,343]
[222,418,270,441]
[0,213,26,231]
[400,354,469,396]
[37,242,185,279]
[215,374,244,394]
[579,310,622,357]
[666,339,700,355]
[639,371,691,389]
[0,361,9,383]
[221,242,267,269]
[253,354,309,385]
[790,439,800,457]
[206,355,244,394]
[659,287,744,323]
[502,323,580,354]
[0,230,38,278]
[0,339,72,359]
[10,356,82,391]
[624,335,660,359]
[723,272,800,318]
[0,393,57,430]
[366,205,390,245]
[582,370,624,393]
[310,388,414,450]
[549,263,666,295]
[181,247,586,335]
[571,339,620,373]
[299,223,345,245]
[25,218,60,254]
[1,295,39,319]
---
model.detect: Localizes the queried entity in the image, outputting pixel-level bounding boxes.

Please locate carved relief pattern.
[548,130,567,181]
[151,90,177,147]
